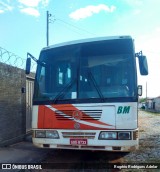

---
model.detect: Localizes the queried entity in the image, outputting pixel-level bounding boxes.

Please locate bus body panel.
[32,102,137,130]
[32,102,138,151]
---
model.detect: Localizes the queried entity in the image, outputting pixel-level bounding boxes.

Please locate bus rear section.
[26,36,148,152]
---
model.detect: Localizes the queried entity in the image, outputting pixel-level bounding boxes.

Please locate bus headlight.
[118,132,131,140]
[35,130,46,138]
[99,131,131,140]
[46,130,59,139]
[99,132,117,140]
[35,130,59,139]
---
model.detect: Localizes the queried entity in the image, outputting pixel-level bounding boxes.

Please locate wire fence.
[0,47,36,72]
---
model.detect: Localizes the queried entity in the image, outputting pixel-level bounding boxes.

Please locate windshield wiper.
[53,79,75,104]
[88,70,105,102]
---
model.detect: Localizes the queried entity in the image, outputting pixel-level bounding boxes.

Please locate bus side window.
[58,67,63,85]
[39,66,45,93]
[57,63,72,86]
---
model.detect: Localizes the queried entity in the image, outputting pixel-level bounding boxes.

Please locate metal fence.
[0,47,36,72]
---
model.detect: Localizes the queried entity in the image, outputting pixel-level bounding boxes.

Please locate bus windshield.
[34,39,137,103]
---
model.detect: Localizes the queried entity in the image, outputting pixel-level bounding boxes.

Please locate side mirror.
[138,85,142,96]
[138,56,148,75]
[25,57,31,74]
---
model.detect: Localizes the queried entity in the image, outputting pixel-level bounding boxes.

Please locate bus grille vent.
[62,132,96,139]
[55,110,102,121]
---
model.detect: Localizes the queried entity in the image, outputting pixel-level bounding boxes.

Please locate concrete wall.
[0,62,26,146]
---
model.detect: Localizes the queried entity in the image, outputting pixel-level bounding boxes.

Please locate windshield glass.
[34,38,137,103]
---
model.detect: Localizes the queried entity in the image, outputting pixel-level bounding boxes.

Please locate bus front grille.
[62,132,96,139]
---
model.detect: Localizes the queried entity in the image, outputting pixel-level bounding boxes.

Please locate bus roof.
[42,35,132,51]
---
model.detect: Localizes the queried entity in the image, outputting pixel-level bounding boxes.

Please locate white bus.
[26,36,148,151]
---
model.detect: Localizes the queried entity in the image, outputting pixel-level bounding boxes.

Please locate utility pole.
[146,82,147,99]
[46,11,52,46]
[146,82,148,109]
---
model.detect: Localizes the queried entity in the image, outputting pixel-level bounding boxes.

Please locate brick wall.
[0,62,26,146]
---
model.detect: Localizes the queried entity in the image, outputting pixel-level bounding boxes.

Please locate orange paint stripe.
[52,104,114,127]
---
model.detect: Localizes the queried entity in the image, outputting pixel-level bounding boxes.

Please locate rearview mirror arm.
[27,53,38,63]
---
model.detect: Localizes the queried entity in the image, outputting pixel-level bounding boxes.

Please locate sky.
[0,0,160,98]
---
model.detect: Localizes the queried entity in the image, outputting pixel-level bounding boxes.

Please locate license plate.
[70,139,87,145]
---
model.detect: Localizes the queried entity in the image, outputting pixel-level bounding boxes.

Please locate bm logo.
[117,106,130,114]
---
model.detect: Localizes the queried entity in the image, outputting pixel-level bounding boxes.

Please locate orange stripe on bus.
[52,104,113,127]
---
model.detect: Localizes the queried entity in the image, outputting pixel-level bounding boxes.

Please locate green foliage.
[139,98,147,103]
